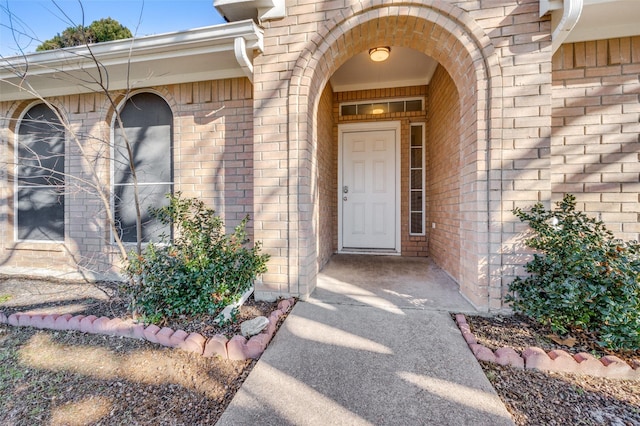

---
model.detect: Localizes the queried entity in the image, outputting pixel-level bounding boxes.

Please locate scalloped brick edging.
[0,298,295,361]
[455,314,640,381]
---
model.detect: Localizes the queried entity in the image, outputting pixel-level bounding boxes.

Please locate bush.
[506,194,640,350]
[124,194,269,324]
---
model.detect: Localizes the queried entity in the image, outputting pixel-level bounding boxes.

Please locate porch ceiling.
[329,46,438,93]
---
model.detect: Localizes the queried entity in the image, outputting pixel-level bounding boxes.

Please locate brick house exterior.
[1,1,638,311]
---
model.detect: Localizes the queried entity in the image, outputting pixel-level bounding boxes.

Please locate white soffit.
[214,0,285,22]
[0,20,263,101]
[565,0,640,43]
[330,47,438,93]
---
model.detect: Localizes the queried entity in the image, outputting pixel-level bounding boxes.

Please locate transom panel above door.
[338,122,401,253]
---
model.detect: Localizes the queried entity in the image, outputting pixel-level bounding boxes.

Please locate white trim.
[0,20,264,102]
[551,0,584,53]
[338,121,401,254]
[13,101,66,244]
[215,0,286,22]
[409,123,426,236]
[234,37,254,83]
[339,97,424,116]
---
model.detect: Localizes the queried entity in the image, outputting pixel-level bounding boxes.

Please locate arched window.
[16,103,65,241]
[113,92,173,243]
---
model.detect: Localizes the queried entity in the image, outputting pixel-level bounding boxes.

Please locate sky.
[0,0,226,57]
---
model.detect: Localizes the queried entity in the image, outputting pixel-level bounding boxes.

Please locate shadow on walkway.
[217,255,514,425]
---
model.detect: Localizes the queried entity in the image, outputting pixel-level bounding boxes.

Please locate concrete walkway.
[217,255,514,425]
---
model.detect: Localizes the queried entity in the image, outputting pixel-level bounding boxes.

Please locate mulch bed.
[3,276,640,425]
[0,277,287,425]
[465,313,640,426]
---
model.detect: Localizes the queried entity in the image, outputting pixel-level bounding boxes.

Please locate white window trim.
[339,96,424,116]
[409,123,426,236]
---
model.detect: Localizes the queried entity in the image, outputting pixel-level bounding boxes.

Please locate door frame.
[337,121,401,254]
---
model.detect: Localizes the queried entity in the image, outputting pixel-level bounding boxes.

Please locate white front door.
[340,125,399,251]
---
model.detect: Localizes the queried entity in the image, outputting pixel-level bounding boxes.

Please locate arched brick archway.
[253,2,504,310]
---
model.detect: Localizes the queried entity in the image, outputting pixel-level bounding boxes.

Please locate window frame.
[110,90,174,245]
[339,96,425,117]
[409,123,425,236]
[14,102,66,243]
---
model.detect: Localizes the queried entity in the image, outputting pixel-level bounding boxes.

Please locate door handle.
[343,196,348,201]
[343,186,349,194]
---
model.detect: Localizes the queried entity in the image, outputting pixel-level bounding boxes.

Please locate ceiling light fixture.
[369,46,391,62]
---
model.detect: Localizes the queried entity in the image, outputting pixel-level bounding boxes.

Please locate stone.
[227,335,249,361]
[494,347,524,369]
[8,314,20,326]
[548,349,580,374]
[0,312,7,324]
[461,330,477,345]
[79,315,98,333]
[92,317,112,334]
[277,299,291,313]
[600,355,634,379]
[131,324,146,340]
[245,333,271,359]
[30,315,46,328]
[169,329,189,347]
[523,347,553,371]
[143,324,161,343]
[240,316,269,337]
[53,314,73,330]
[263,316,278,340]
[155,327,175,347]
[41,314,60,329]
[574,352,607,377]
[102,318,124,336]
[179,333,206,355]
[204,334,229,358]
[18,314,32,327]
[469,343,496,363]
[67,315,86,331]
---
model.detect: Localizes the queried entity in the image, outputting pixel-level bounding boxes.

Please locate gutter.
[540,0,584,53]
[234,36,254,83]
[0,19,263,101]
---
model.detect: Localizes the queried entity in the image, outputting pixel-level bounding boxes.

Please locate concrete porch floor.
[312,254,476,313]
[217,255,513,425]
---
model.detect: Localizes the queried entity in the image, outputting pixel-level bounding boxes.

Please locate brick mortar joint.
[0,298,296,361]
[454,314,640,381]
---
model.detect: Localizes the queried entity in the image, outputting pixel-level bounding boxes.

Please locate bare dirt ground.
[2,276,639,425]
[466,314,640,426]
[0,276,280,425]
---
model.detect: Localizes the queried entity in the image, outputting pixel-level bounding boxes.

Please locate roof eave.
[0,19,263,102]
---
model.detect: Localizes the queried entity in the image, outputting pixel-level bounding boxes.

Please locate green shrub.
[124,193,269,324]
[506,194,640,350]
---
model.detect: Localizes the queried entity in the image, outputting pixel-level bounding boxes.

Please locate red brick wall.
[552,37,640,241]
[427,65,461,281]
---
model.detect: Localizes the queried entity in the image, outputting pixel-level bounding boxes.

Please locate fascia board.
[0,20,262,101]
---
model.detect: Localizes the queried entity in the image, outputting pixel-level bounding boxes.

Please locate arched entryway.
[253,2,503,311]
